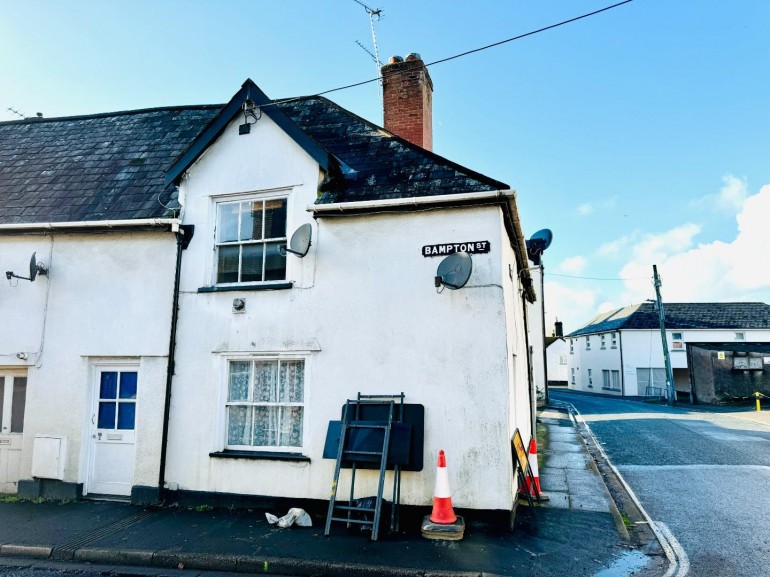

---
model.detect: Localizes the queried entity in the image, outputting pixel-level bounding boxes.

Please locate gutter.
[309,190,536,302]
[0,218,180,233]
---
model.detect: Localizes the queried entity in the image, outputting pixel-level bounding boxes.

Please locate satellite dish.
[435,252,472,290]
[29,253,38,282]
[526,228,553,265]
[281,223,312,258]
[5,252,47,283]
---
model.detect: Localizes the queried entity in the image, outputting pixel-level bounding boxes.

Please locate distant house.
[0,54,539,521]
[546,321,568,387]
[567,302,770,401]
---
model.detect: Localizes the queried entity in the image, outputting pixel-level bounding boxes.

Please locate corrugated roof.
[568,302,770,336]
[0,107,221,224]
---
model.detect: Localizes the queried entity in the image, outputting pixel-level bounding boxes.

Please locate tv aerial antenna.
[352,0,383,95]
[6,107,25,120]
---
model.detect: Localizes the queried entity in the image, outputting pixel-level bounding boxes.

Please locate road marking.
[558,402,689,577]
[618,464,770,472]
[654,521,690,577]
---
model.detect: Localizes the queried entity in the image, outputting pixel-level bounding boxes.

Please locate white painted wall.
[546,338,568,383]
[165,113,532,511]
[0,232,176,493]
[567,333,623,394]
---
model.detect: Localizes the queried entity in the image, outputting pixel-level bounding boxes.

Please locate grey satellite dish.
[435,252,472,290]
[5,252,47,282]
[281,223,312,258]
[526,229,553,265]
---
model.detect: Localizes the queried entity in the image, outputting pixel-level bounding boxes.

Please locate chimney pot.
[388,55,404,64]
[405,52,421,61]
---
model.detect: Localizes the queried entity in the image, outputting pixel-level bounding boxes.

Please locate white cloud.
[693,173,748,213]
[619,184,770,304]
[577,203,593,216]
[543,281,598,334]
[597,234,635,258]
[559,255,588,275]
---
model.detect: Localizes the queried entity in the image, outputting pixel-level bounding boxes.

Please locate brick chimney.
[381,53,433,151]
[555,320,564,338]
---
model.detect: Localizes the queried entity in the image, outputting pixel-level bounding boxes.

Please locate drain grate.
[52,509,154,560]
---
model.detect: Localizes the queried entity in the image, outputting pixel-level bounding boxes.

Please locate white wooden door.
[0,372,27,493]
[86,367,137,497]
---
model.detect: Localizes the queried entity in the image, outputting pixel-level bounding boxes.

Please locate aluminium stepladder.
[324,393,404,541]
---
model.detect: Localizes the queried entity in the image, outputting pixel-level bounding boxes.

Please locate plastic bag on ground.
[265,508,312,528]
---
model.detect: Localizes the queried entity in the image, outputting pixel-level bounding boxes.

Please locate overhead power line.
[315,0,635,97]
[546,272,651,281]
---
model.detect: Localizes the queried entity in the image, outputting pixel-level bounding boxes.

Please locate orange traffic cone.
[429,450,457,524]
[521,438,549,501]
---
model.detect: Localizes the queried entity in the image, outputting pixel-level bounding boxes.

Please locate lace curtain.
[227,359,304,448]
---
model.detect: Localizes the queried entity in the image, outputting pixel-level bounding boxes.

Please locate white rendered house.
[567,302,770,400]
[0,106,220,500]
[162,61,537,517]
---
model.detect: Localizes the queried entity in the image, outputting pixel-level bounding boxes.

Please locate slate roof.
[274,96,507,203]
[0,107,221,224]
[0,82,509,225]
[568,302,770,337]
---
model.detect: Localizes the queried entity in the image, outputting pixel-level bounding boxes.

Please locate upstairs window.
[600,334,606,349]
[671,332,684,350]
[570,340,574,354]
[586,336,591,350]
[216,198,288,284]
[735,332,745,341]
[611,332,618,348]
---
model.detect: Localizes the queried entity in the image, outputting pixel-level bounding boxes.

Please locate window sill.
[198,282,293,293]
[209,450,310,462]
[601,387,621,392]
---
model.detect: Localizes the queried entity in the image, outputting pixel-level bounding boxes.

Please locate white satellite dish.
[281,223,312,258]
[435,252,472,290]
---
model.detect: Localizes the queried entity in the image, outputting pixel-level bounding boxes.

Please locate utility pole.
[653,264,676,406]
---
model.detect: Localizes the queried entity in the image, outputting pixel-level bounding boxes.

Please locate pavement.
[0,404,660,577]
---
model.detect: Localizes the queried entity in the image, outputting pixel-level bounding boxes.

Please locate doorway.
[86,365,138,497]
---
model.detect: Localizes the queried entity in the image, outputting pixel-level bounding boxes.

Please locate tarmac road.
[552,389,770,577]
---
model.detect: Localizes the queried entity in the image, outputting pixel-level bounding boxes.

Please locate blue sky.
[2,1,768,331]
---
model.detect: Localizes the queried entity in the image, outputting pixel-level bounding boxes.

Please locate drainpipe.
[157,225,190,499]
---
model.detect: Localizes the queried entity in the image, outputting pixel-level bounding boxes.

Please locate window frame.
[671,332,684,351]
[586,336,591,350]
[220,353,309,454]
[587,368,593,387]
[611,332,618,348]
[735,332,746,341]
[211,191,292,287]
[570,339,574,354]
[600,334,606,349]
